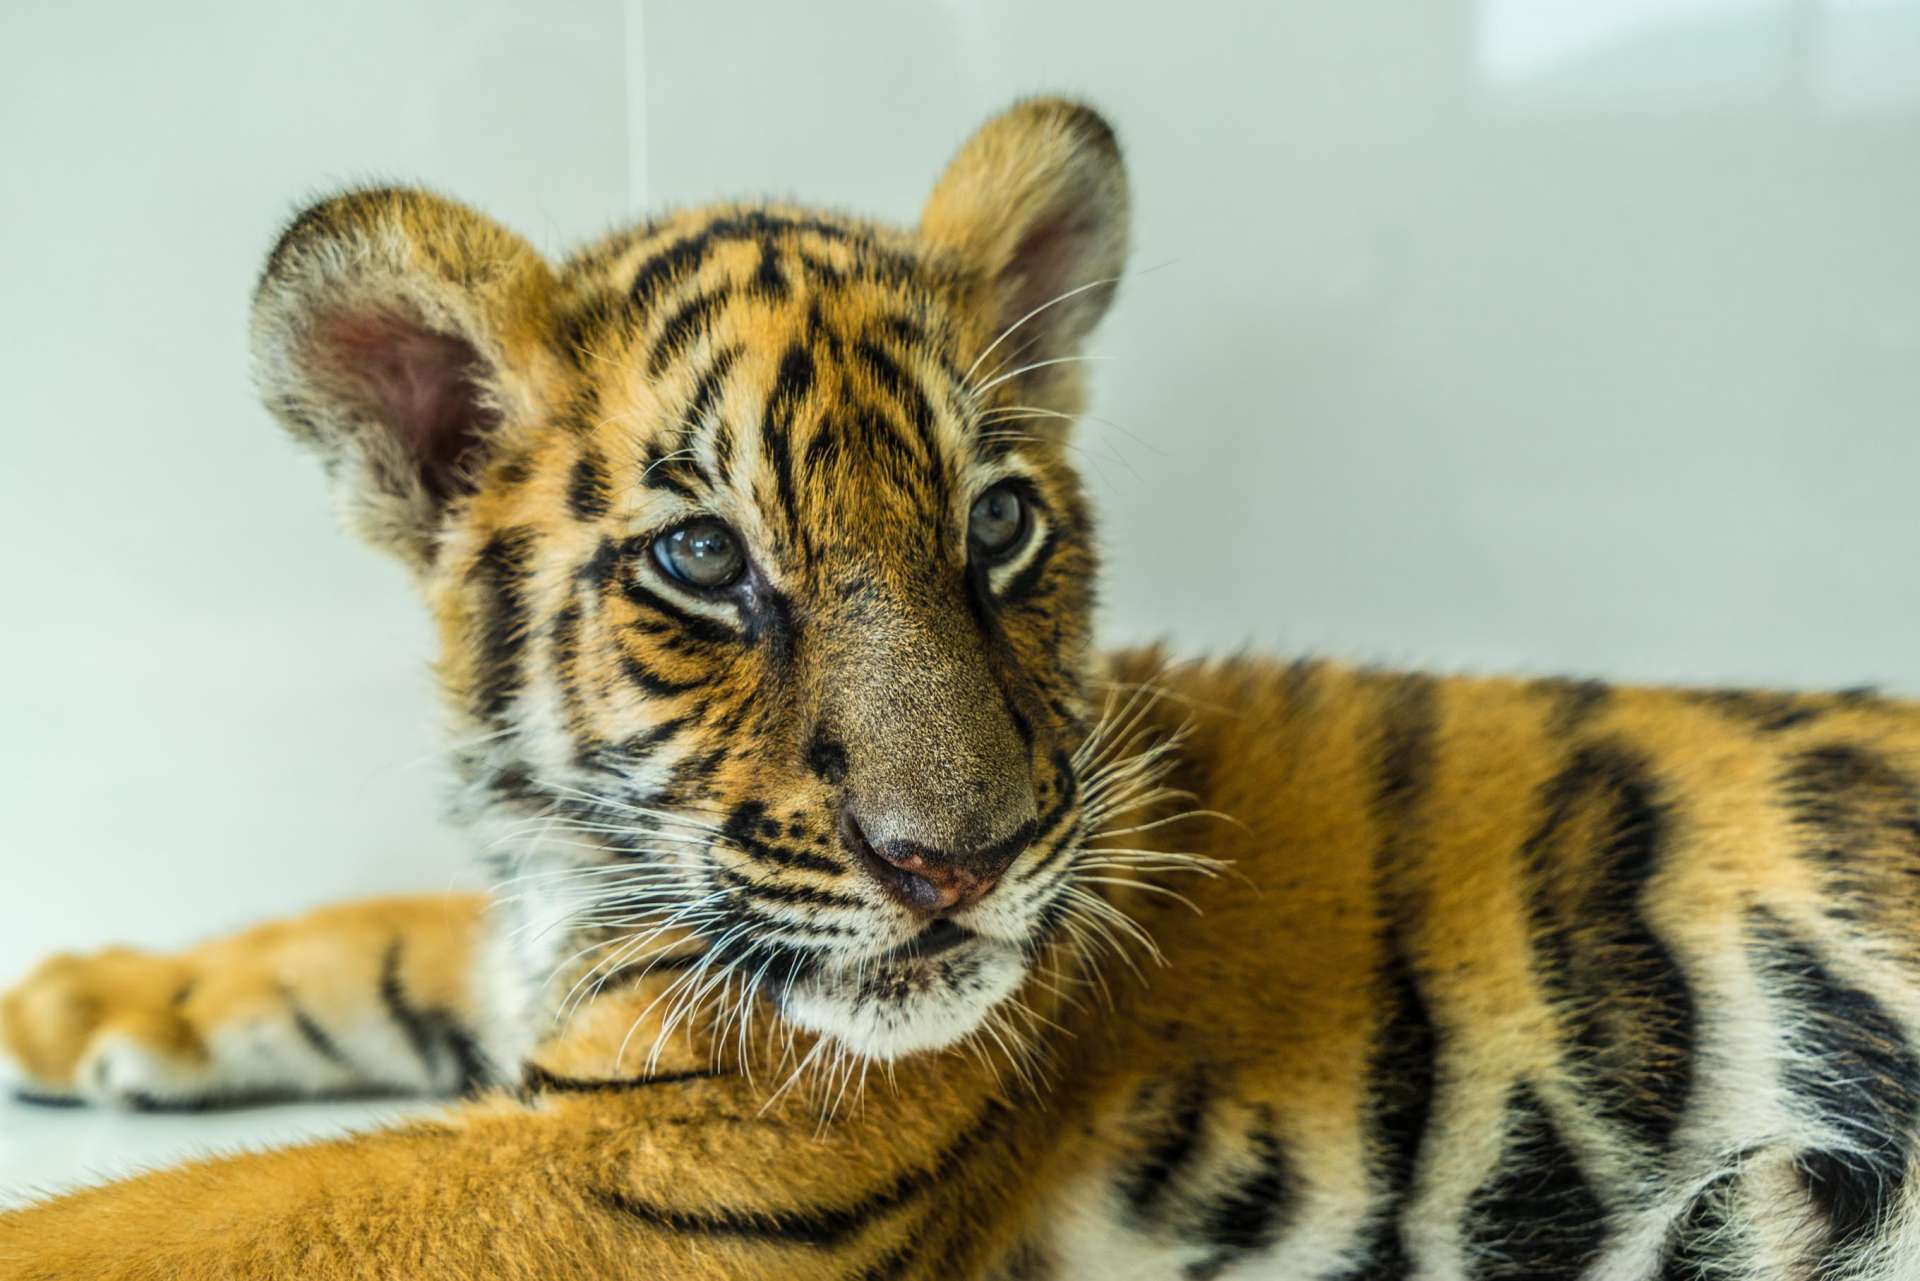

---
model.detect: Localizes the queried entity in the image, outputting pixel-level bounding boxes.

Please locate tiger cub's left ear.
[250,188,560,569]
[920,98,1130,413]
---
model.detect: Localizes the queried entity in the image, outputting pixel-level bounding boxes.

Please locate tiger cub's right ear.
[250,188,560,568]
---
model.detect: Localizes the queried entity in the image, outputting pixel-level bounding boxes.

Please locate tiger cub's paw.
[0,948,208,1108]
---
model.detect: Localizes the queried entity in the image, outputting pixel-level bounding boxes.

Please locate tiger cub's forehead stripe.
[760,343,814,540]
[624,210,929,313]
[648,288,730,378]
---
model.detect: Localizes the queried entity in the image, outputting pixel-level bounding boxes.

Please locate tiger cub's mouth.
[778,923,1032,1062]
[885,920,974,962]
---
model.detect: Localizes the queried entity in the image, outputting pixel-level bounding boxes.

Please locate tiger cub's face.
[251,100,1129,1061]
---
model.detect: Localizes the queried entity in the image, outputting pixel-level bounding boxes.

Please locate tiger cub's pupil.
[968,483,1027,559]
[653,518,746,590]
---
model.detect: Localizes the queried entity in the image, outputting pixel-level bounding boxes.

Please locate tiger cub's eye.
[652,518,746,590]
[968,483,1028,559]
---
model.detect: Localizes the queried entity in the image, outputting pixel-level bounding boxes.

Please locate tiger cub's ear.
[920,98,1130,414]
[250,188,560,568]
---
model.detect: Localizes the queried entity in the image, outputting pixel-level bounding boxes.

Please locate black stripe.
[1352,675,1441,1279]
[1748,908,1918,1273]
[762,343,813,532]
[803,412,843,478]
[669,743,732,789]
[854,338,939,465]
[629,234,711,311]
[593,1100,1005,1247]
[551,602,590,744]
[847,1243,914,1280]
[584,715,694,768]
[685,345,740,431]
[1520,742,1696,1154]
[567,449,611,521]
[441,1022,489,1096]
[1279,656,1325,719]
[631,215,868,322]
[1000,683,1035,752]
[769,342,815,417]
[378,938,438,1077]
[1370,674,1436,817]
[797,249,846,288]
[620,577,736,646]
[468,527,537,724]
[718,910,855,942]
[618,650,703,698]
[1534,676,1613,737]
[555,288,626,369]
[378,939,493,1094]
[717,867,866,912]
[1185,1118,1297,1280]
[1351,943,1438,1279]
[490,449,535,490]
[649,287,729,376]
[879,313,926,349]
[124,1091,225,1113]
[1657,1166,1744,1281]
[752,239,789,300]
[739,840,845,877]
[523,1063,726,1094]
[722,802,847,877]
[14,1091,86,1109]
[1120,1069,1212,1218]
[284,990,353,1070]
[639,440,702,499]
[1463,1086,1608,1280]
[1780,742,1920,922]
[850,400,923,474]
[1688,687,1826,734]
[806,297,845,360]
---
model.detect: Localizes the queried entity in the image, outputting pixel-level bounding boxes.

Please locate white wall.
[4,1,1920,983]
[639,0,1920,684]
[0,1,628,981]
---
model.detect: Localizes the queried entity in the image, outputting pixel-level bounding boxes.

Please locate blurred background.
[4,0,1920,991]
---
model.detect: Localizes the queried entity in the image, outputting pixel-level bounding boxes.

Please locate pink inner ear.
[1000,211,1109,346]
[313,308,499,501]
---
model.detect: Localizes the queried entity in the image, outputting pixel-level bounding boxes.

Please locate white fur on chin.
[780,941,1028,1061]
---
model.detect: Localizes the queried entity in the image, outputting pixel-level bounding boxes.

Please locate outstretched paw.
[1,948,207,1108]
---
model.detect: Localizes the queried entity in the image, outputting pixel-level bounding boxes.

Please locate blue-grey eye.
[653,518,745,590]
[968,483,1027,558]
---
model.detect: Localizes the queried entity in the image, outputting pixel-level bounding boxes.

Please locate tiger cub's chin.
[780,939,1029,1061]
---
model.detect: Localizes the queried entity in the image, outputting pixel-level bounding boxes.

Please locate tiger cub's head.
[252,100,1131,1061]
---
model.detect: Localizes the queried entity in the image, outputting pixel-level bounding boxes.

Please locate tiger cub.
[6,98,1920,1281]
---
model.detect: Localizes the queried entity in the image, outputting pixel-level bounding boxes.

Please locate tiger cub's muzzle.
[812,593,1045,919]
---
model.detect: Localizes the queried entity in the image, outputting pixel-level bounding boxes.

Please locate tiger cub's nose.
[840,810,1020,914]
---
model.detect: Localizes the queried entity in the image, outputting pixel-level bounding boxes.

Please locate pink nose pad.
[840,811,1012,915]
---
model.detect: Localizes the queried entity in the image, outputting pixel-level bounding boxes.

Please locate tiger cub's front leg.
[0,893,507,1108]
